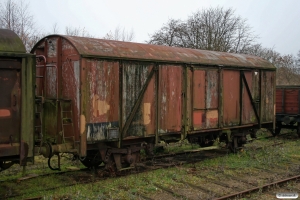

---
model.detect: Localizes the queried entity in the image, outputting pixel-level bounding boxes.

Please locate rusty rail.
[214,174,300,200]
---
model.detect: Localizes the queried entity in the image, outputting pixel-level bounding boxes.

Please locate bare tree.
[147,7,257,53]
[276,54,300,85]
[50,23,60,34]
[0,0,42,52]
[296,50,300,72]
[146,19,184,46]
[243,44,300,85]
[103,26,135,42]
[243,44,281,63]
[64,26,94,37]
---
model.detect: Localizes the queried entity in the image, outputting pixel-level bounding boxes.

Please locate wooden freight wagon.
[276,85,300,136]
[0,29,35,171]
[31,35,276,170]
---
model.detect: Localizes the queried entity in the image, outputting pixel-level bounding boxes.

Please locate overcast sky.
[29,0,300,56]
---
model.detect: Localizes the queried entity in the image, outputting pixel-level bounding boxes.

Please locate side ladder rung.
[62,118,72,122]
[62,123,73,126]
[60,100,75,146]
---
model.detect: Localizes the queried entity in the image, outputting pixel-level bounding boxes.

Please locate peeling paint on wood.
[261,71,275,122]
[121,62,156,137]
[86,60,119,123]
[46,67,57,97]
[47,38,57,57]
[223,70,240,126]
[86,122,119,141]
[206,110,218,128]
[159,65,182,133]
[206,70,218,109]
[92,96,110,116]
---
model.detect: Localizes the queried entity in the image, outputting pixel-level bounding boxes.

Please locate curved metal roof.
[0,29,26,53]
[34,35,275,69]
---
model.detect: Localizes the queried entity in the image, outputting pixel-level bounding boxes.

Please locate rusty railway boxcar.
[0,29,35,171]
[31,35,276,170]
[276,85,300,136]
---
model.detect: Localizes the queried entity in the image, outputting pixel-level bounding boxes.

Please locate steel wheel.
[80,151,102,168]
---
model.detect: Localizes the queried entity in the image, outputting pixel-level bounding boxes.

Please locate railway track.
[215,175,300,200]
[140,167,300,200]
[1,133,298,199]
[1,146,228,199]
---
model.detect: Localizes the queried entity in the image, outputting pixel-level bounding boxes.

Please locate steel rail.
[214,174,300,200]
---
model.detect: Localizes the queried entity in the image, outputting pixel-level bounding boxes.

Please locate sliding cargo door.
[223,70,240,126]
[193,69,219,130]
[241,70,259,125]
[158,65,182,134]
[223,70,261,127]
[122,62,156,138]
